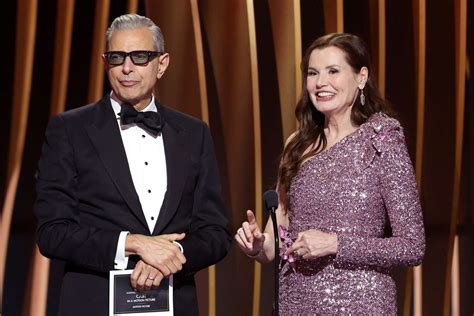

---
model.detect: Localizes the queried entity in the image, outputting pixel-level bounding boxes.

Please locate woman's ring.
[148,276,155,280]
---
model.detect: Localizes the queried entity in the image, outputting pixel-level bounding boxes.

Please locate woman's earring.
[359,88,365,106]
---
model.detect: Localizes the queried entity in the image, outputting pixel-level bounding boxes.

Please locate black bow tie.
[120,103,164,136]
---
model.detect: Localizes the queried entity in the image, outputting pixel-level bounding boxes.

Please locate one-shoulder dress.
[279,113,425,315]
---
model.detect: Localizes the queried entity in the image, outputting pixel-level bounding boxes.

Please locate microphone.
[263,190,279,316]
[263,190,278,214]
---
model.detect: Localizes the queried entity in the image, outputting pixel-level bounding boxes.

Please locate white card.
[109,269,173,315]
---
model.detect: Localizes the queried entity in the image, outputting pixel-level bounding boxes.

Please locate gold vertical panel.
[412,258,423,315]
[145,0,211,314]
[50,0,75,117]
[25,250,50,315]
[190,0,210,124]
[369,0,386,96]
[246,1,262,314]
[451,235,460,316]
[413,0,427,187]
[146,0,205,119]
[24,1,75,315]
[268,0,301,141]
[190,0,213,309]
[88,0,110,103]
[127,0,138,13]
[199,0,257,314]
[444,0,466,314]
[294,1,302,106]
[205,266,213,316]
[323,0,344,33]
[412,0,426,314]
[0,0,38,306]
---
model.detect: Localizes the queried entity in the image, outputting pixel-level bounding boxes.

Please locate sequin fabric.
[279,113,425,315]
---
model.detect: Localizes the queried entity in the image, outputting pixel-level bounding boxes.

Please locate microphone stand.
[263,189,279,316]
[269,207,279,316]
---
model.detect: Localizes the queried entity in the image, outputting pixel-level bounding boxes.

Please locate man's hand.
[126,233,186,276]
[131,260,164,292]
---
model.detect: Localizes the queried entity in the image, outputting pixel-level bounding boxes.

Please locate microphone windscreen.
[263,190,279,211]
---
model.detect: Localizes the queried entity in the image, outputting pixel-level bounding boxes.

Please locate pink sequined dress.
[279,113,425,315]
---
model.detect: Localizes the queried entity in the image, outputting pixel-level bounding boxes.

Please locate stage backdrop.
[0,0,473,315]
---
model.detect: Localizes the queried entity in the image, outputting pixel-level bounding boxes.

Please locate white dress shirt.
[111,95,167,269]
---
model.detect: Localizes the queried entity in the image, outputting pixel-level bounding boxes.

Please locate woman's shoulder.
[361,112,402,134]
[358,112,406,160]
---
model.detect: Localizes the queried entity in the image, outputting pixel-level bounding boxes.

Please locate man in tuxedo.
[34,14,231,315]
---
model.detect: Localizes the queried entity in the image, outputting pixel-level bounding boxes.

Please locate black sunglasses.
[103,50,162,66]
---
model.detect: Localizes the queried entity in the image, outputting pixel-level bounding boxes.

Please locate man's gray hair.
[106,14,164,52]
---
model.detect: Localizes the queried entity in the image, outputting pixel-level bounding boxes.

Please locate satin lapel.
[85,97,148,229]
[153,117,188,234]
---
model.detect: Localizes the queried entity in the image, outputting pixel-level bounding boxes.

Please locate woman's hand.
[287,229,338,260]
[235,210,265,257]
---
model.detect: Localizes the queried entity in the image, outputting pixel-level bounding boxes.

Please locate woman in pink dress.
[235,33,425,315]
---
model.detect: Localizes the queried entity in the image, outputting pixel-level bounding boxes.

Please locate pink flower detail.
[278,225,297,272]
[359,114,401,170]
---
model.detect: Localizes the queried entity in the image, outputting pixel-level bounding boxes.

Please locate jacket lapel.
[153,107,189,234]
[85,96,148,229]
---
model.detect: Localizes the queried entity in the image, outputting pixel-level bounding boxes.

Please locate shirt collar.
[110,92,157,119]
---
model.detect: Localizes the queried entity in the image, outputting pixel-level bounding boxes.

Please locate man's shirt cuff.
[114,231,130,270]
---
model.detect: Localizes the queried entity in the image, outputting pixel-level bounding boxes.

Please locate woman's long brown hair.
[278,33,394,193]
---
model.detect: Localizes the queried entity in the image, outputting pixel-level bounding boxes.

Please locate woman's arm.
[335,126,425,268]
[235,192,289,263]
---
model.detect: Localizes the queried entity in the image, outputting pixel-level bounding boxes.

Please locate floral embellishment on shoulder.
[278,225,297,272]
[358,112,402,169]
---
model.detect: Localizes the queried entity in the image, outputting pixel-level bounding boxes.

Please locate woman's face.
[306,46,367,117]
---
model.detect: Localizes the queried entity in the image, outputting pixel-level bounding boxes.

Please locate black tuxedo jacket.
[34,95,231,315]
